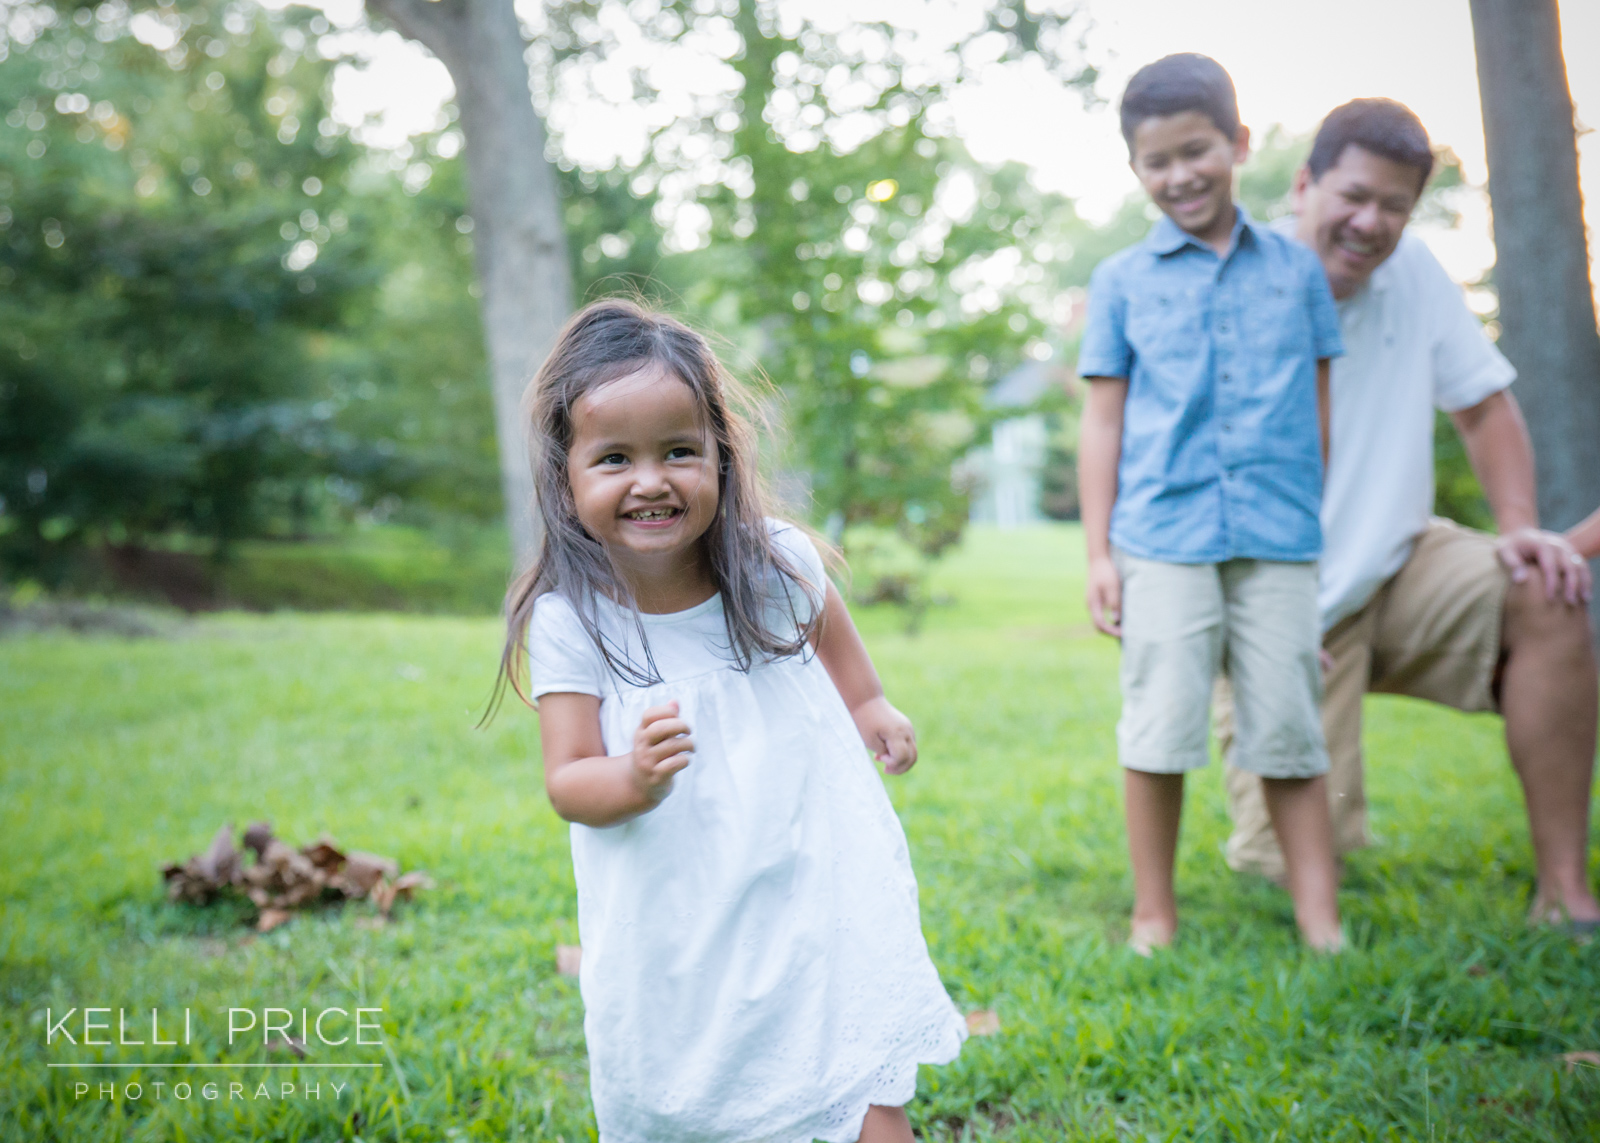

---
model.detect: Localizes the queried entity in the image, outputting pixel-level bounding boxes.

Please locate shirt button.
[1219,322,1230,333]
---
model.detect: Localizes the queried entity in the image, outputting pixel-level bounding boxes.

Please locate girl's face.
[567,367,721,572]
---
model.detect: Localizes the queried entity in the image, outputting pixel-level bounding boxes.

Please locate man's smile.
[1335,233,1382,257]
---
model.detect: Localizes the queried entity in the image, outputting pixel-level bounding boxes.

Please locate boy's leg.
[858,1104,915,1143]
[1221,559,1342,947]
[1125,769,1185,951]
[1115,552,1223,951]
[1223,608,1375,878]
[1260,775,1343,949]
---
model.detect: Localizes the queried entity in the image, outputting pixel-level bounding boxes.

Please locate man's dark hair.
[1119,54,1240,150]
[1307,98,1433,192]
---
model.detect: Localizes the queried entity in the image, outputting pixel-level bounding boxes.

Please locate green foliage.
[677,0,1089,607]
[1038,409,1081,520]
[3,527,1598,1140]
[219,523,511,613]
[0,0,382,581]
[1434,409,1494,530]
[0,0,1507,609]
[309,143,502,529]
[1237,124,1309,221]
[563,164,673,302]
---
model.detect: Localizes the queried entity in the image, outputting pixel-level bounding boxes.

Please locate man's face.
[1128,111,1249,247]
[1293,144,1423,299]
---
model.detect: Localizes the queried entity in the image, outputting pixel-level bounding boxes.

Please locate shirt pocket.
[1248,268,1313,360]
[1125,285,1206,368]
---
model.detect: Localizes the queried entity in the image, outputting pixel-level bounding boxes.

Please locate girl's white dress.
[526,521,965,1143]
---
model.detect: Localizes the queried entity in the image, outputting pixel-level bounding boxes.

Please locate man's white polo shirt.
[1273,223,1516,630]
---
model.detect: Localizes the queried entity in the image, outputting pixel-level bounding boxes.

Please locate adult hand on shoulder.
[852,696,917,775]
[1086,555,1123,637]
[631,701,693,803]
[1495,527,1593,606]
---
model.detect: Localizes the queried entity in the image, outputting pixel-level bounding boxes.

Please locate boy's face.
[1128,111,1250,244]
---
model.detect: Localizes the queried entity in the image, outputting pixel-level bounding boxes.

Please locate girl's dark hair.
[1119,53,1240,150]
[1307,98,1433,193]
[492,298,824,710]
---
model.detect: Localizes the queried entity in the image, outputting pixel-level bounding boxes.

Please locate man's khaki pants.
[1217,519,1508,880]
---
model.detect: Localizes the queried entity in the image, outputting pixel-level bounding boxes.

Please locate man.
[1222,98,1599,931]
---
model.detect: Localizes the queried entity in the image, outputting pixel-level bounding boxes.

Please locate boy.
[1076,54,1344,953]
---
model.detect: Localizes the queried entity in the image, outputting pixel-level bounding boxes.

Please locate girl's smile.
[567,366,721,611]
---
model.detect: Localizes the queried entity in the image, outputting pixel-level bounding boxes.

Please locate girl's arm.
[537,694,693,826]
[1078,378,1128,637]
[810,582,917,774]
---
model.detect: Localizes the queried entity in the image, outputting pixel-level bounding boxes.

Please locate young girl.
[497,299,966,1143]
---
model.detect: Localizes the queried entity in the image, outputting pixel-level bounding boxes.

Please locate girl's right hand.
[631,701,693,803]
[1086,555,1122,638]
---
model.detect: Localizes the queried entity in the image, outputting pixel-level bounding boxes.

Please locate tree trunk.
[1469,0,1600,637]
[365,0,571,571]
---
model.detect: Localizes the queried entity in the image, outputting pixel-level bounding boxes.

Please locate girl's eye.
[601,453,627,466]
[667,446,698,460]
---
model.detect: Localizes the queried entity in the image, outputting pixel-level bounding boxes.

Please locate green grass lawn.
[2,525,1598,1141]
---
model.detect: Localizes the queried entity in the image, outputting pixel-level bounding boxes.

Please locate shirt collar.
[1147,204,1256,257]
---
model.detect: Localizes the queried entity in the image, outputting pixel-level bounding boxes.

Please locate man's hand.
[1086,554,1123,637]
[1495,528,1593,606]
[851,696,917,775]
[630,701,693,803]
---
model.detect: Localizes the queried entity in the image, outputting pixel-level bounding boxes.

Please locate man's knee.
[1502,577,1596,658]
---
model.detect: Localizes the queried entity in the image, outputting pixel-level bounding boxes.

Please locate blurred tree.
[679,0,1091,610]
[0,0,380,584]
[319,125,672,535]
[1038,408,1080,521]
[1469,0,1600,636]
[365,0,571,570]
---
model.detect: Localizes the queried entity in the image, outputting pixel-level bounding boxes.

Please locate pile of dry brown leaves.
[162,822,432,932]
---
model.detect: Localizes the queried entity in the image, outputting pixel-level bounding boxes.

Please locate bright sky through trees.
[308,0,1598,292]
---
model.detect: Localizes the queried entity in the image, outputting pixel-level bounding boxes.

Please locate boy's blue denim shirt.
[1078,206,1344,564]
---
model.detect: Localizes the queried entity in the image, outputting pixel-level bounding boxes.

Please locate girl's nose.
[630,462,670,495]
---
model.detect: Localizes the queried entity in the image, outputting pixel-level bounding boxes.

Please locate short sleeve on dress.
[766,518,829,629]
[526,593,605,698]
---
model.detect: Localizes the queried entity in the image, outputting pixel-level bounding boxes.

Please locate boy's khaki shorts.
[1218,518,1509,880]
[1114,549,1329,779]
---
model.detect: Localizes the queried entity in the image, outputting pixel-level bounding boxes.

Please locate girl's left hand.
[851,696,917,775]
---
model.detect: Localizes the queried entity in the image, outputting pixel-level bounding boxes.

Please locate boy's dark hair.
[1119,53,1240,150]
[1307,98,1433,192]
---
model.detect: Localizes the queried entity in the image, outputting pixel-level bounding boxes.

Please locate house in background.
[965,360,1065,528]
